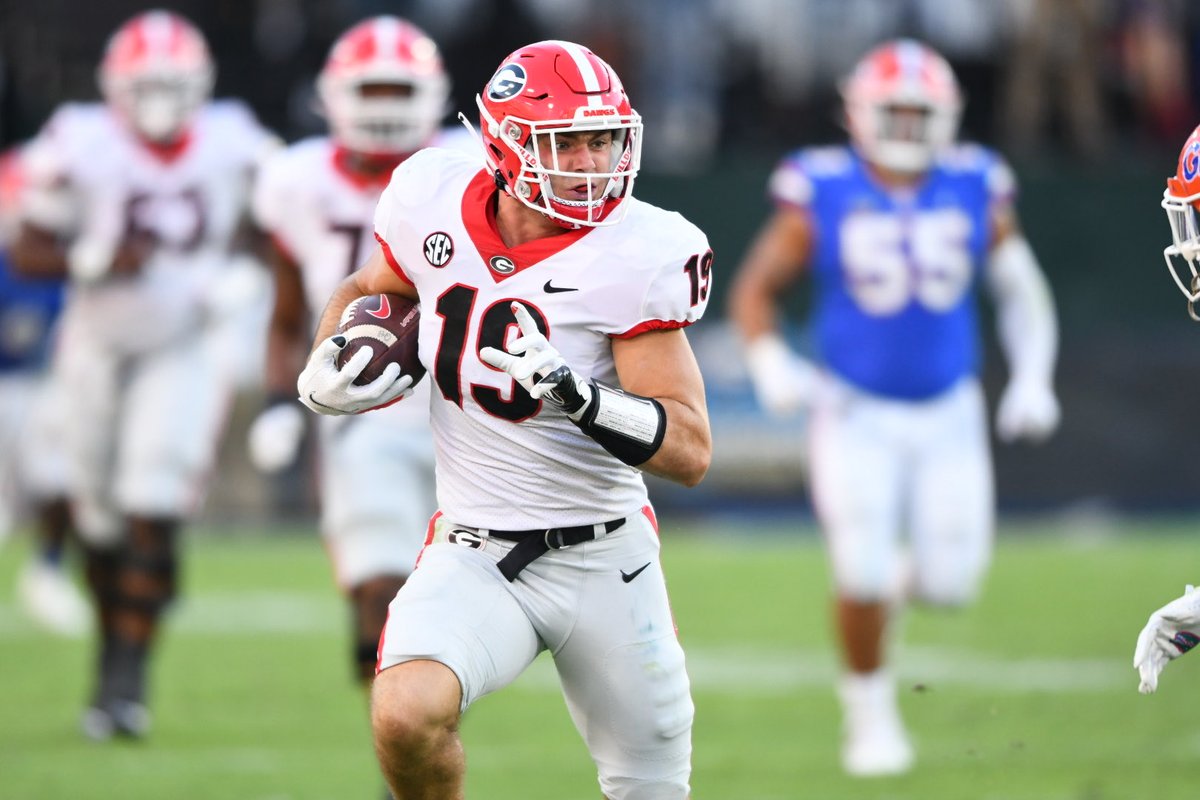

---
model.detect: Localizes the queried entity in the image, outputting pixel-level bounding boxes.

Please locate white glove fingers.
[350,361,402,399]
[339,345,376,383]
[510,302,540,337]
[480,346,515,371]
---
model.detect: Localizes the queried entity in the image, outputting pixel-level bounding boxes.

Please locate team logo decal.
[489,255,517,275]
[1185,141,1200,182]
[447,529,484,549]
[423,231,454,267]
[367,294,392,319]
[487,64,527,102]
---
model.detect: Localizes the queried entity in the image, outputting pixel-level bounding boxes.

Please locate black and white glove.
[297,335,414,416]
[481,302,664,466]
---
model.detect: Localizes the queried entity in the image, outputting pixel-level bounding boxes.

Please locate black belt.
[489,518,625,582]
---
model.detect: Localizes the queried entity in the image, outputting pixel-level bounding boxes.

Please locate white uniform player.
[729,40,1059,776]
[296,41,713,800]
[247,16,475,691]
[11,11,277,740]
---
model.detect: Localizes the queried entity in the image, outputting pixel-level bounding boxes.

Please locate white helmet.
[842,39,962,173]
[317,16,450,156]
[98,10,214,143]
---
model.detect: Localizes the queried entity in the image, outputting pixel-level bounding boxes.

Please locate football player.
[247,12,471,740]
[0,146,88,637]
[296,40,712,799]
[9,10,278,740]
[1133,123,1200,693]
[728,39,1060,775]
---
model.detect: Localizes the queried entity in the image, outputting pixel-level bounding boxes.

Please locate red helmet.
[842,39,961,173]
[98,10,214,143]
[475,40,642,228]
[1163,124,1200,308]
[317,16,449,156]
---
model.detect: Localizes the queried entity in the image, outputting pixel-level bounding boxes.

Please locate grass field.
[2,515,1199,800]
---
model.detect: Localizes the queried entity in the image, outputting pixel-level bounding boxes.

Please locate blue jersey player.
[0,227,87,638]
[729,39,1060,776]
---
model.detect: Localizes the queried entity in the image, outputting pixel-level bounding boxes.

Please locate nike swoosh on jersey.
[620,562,651,583]
[543,280,579,294]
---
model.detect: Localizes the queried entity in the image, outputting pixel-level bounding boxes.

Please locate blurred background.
[3,0,1199,521]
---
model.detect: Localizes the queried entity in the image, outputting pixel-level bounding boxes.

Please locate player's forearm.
[989,235,1058,385]
[638,397,711,487]
[310,274,370,351]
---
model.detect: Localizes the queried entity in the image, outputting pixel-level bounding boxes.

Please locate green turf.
[1,517,1198,799]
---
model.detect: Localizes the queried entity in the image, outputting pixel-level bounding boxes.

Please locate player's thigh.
[318,416,436,587]
[378,540,539,712]
[909,383,995,605]
[809,390,906,599]
[551,516,692,799]
[56,340,124,544]
[117,337,230,516]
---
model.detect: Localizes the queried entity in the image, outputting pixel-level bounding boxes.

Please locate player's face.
[535,129,614,200]
[878,104,932,144]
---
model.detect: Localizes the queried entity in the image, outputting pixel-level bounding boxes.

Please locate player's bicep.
[613,329,707,420]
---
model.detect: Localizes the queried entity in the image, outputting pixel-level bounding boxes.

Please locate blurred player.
[728,39,1060,775]
[296,40,712,799]
[1133,123,1200,693]
[9,10,278,740]
[248,12,471,751]
[0,147,88,637]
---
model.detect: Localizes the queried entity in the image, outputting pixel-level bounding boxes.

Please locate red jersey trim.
[460,169,592,282]
[610,318,693,340]
[138,128,194,163]
[374,232,414,285]
[330,145,405,191]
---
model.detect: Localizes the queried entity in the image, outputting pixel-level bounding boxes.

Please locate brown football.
[334,293,425,386]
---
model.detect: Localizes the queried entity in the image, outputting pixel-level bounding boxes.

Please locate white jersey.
[374,148,711,530]
[24,100,277,353]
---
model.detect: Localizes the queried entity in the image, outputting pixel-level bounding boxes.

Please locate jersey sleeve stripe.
[610,318,692,339]
[374,232,414,285]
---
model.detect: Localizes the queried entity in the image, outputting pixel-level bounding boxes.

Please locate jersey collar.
[461,170,592,282]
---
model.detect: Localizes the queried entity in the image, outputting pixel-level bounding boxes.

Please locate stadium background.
[2,0,1198,517]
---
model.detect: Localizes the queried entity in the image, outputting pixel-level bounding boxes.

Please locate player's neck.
[333,146,406,186]
[864,160,926,190]
[494,192,570,247]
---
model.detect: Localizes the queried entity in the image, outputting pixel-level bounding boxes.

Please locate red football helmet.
[842,39,962,173]
[98,10,214,143]
[475,40,642,228]
[1163,124,1200,314]
[317,16,450,156]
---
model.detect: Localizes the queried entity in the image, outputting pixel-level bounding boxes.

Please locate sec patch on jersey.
[334,293,426,386]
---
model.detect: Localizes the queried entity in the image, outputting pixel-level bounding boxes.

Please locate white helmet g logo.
[487,64,527,102]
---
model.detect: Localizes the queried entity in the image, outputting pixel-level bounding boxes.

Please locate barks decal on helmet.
[423,231,454,267]
[487,64,527,102]
[489,255,516,274]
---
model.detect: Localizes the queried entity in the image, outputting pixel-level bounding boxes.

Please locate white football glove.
[297,334,414,416]
[996,379,1060,443]
[744,333,820,418]
[247,402,306,474]
[1134,584,1200,694]
[479,302,576,400]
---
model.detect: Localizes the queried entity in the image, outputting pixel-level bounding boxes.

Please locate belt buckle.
[544,528,567,549]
